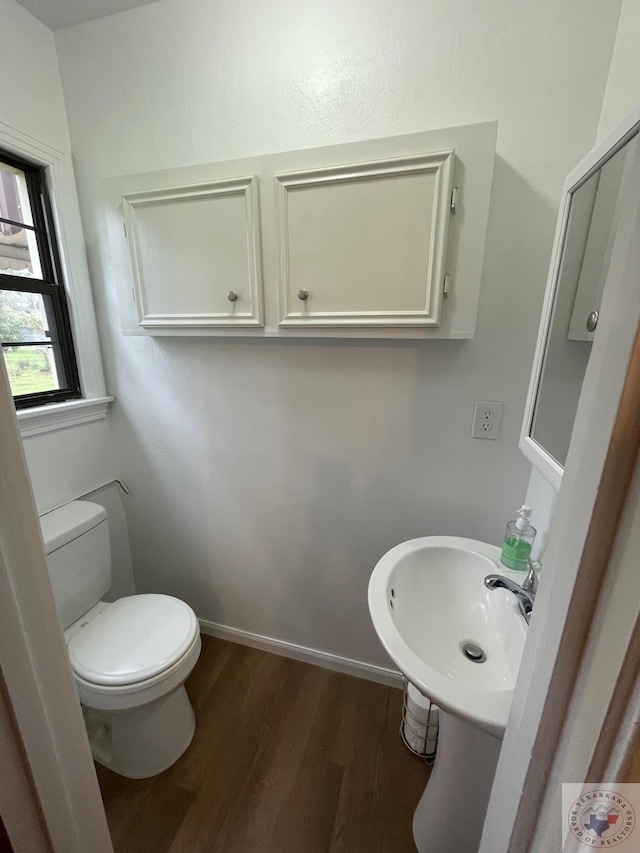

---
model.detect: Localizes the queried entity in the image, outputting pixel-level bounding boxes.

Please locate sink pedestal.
[413,710,502,853]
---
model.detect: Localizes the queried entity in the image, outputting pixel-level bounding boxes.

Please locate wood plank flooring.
[96,637,429,852]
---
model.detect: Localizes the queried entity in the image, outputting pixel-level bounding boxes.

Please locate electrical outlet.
[472,400,503,440]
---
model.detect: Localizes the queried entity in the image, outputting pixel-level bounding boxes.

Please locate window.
[0,149,80,408]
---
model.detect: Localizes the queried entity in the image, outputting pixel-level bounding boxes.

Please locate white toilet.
[40,499,201,779]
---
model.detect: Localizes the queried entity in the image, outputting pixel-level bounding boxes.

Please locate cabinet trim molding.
[122,175,264,327]
[275,151,455,327]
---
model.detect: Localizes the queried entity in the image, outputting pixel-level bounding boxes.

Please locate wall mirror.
[520,109,640,489]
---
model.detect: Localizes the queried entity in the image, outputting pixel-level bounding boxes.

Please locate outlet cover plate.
[472,400,503,440]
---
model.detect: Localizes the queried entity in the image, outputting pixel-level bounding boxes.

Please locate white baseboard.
[198,618,403,689]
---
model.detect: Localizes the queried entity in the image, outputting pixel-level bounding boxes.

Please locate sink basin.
[368,535,528,737]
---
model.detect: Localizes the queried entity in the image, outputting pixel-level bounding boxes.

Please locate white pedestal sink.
[368,537,528,853]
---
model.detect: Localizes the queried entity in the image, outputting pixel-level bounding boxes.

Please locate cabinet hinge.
[123,221,127,239]
[450,187,459,215]
[132,288,136,303]
[443,273,451,297]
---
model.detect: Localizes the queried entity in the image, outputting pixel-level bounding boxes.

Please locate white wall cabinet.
[275,152,454,328]
[105,122,497,338]
[122,176,263,328]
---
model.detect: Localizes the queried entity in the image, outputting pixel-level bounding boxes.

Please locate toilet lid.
[68,594,198,686]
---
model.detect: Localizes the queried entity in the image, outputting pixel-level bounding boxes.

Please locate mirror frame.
[520,104,640,489]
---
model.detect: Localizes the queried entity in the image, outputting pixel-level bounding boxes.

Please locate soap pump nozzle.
[515,504,533,532]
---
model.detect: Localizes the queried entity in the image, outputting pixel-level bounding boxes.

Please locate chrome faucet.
[484,557,538,624]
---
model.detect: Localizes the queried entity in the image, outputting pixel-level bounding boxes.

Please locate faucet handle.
[522,556,539,595]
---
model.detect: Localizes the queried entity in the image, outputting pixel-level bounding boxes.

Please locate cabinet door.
[123,176,263,327]
[275,152,454,327]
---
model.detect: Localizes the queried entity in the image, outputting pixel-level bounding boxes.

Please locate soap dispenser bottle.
[501,505,537,571]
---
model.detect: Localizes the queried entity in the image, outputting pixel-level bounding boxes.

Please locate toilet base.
[83,685,196,778]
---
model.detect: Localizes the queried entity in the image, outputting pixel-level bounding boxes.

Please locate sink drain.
[461,642,486,663]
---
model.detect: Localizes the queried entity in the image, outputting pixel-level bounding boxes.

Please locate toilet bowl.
[40,500,201,778]
[65,594,201,778]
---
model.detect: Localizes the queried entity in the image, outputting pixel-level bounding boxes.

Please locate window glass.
[0,150,79,407]
[0,162,34,226]
[2,344,59,396]
[0,223,43,278]
[0,290,68,396]
[0,162,41,278]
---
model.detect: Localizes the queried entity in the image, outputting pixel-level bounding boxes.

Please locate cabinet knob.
[586,310,599,333]
[227,290,239,303]
[297,289,309,301]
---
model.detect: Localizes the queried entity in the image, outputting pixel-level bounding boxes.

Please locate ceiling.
[15,0,160,30]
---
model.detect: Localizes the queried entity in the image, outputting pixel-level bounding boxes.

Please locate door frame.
[0,359,112,852]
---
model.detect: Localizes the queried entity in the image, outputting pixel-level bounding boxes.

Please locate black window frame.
[0,147,81,409]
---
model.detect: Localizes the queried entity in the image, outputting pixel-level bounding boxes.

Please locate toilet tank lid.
[40,501,107,555]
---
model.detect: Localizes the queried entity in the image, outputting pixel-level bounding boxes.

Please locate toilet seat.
[68,594,199,686]
[74,631,202,711]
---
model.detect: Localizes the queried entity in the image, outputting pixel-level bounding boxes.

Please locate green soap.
[500,536,532,571]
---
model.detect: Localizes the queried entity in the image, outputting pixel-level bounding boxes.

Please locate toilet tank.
[40,501,112,630]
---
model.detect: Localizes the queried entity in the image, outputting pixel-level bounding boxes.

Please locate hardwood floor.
[96,637,429,852]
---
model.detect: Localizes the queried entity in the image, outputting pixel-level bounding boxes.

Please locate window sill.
[16,396,114,438]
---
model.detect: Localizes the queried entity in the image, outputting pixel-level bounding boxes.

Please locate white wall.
[598,0,640,141]
[55,0,619,668]
[0,0,135,599]
[0,0,68,150]
[22,424,134,600]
